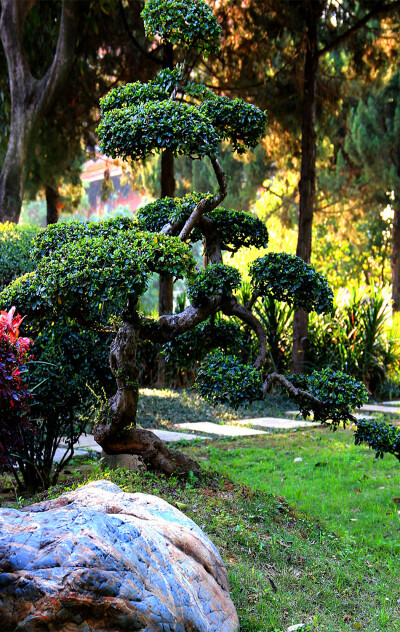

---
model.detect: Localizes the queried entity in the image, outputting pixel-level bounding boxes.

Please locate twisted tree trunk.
[93,315,199,475]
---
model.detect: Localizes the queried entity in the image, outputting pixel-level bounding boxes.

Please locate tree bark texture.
[392,204,400,312]
[45,184,60,225]
[0,0,78,223]
[292,0,324,373]
[93,317,199,475]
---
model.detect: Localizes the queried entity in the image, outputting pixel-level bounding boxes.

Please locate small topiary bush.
[195,350,263,409]
[354,418,400,461]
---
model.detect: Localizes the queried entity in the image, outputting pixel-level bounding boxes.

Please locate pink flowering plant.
[0,306,34,474]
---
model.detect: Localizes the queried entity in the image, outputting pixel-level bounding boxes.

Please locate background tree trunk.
[292,0,324,374]
[0,0,77,224]
[392,204,400,312]
[45,184,60,225]
[157,42,175,386]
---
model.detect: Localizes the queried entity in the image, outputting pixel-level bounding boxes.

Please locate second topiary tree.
[1,0,370,474]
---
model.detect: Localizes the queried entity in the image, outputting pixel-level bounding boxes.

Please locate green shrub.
[0,223,40,290]
[354,418,400,461]
[195,350,263,409]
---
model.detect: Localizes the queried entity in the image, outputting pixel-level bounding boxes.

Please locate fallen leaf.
[175,501,188,510]
[267,575,278,593]
[392,497,400,504]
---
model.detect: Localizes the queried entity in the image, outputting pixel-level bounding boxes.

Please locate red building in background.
[81,153,144,217]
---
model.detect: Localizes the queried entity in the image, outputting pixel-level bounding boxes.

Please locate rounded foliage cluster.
[0,273,49,320]
[164,316,245,366]
[136,193,211,235]
[206,207,269,251]
[142,0,222,53]
[29,220,197,322]
[188,263,241,307]
[98,101,220,162]
[289,368,368,426]
[354,418,400,461]
[0,223,39,290]
[195,350,262,408]
[250,253,334,314]
[100,69,182,113]
[200,96,268,154]
[31,216,137,261]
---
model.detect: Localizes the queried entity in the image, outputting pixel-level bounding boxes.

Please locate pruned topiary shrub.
[2,0,390,478]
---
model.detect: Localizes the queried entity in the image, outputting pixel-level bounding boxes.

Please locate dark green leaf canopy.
[195,350,262,408]
[206,207,269,251]
[289,368,368,426]
[98,101,220,161]
[31,217,137,261]
[27,220,197,322]
[200,96,268,155]
[188,263,242,307]
[142,0,222,54]
[355,418,400,460]
[136,196,269,251]
[164,316,245,366]
[99,69,183,114]
[136,193,211,235]
[250,253,334,314]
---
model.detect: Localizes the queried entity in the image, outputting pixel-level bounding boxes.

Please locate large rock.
[0,480,239,631]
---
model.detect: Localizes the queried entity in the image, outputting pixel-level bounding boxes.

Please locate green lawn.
[186,425,400,631]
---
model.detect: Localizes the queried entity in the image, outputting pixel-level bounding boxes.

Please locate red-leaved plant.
[0,306,34,472]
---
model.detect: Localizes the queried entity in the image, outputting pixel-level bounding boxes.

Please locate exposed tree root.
[93,425,200,476]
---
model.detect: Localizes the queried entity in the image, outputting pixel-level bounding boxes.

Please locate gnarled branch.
[140,297,222,343]
[224,299,267,370]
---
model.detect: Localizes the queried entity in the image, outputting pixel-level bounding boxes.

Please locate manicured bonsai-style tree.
[1,0,372,474]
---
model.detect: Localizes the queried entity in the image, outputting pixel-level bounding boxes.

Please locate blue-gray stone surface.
[0,479,239,631]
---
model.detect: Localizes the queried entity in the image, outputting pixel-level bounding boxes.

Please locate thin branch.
[319,0,400,57]
[139,296,223,343]
[262,372,323,407]
[225,299,267,370]
[246,291,260,311]
[179,157,227,241]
